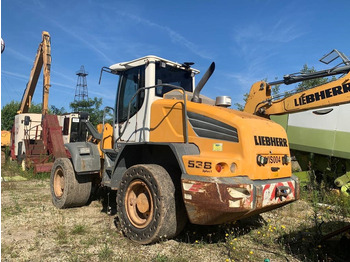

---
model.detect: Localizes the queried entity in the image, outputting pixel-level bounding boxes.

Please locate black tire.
[117,164,185,244]
[50,158,92,209]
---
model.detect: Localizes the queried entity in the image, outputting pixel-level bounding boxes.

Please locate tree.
[295,64,331,92]
[50,105,66,115]
[1,101,42,130]
[234,93,249,111]
[1,101,67,131]
[69,97,104,126]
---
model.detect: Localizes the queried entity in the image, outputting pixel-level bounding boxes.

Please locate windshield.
[155,62,193,97]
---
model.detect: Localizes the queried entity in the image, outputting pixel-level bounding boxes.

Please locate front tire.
[50,158,92,209]
[117,164,184,244]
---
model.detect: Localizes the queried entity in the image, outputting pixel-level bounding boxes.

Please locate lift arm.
[17,31,51,115]
[244,50,350,117]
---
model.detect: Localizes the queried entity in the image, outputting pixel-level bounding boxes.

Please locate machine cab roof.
[109,55,200,75]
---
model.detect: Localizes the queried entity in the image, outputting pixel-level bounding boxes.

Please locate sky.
[1,0,350,112]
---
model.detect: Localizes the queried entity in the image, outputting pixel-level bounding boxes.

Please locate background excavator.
[244,49,350,194]
[244,49,350,244]
[10,31,89,173]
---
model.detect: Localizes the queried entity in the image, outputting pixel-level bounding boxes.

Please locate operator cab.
[60,112,89,143]
[106,55,200,142]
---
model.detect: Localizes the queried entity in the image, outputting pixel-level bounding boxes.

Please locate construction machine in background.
[12,112,91,172]
[17,32,51,115]
[10,31,52,169]
[10,31,91,173]
[1,130,11,164]
[50,55,300,244]
[1,131,11,148]
[244,49,350,193]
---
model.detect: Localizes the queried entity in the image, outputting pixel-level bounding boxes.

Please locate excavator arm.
[17,31,51,115]
[244,49,350,117]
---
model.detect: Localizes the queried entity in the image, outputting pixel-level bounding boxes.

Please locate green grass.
[55,225,68,245]
[71,224,88,235]
[220,180,350,262]
[2,158,50,180]
[98,243,114,261]
[2,192,25,217]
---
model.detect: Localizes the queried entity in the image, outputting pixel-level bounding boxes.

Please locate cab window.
[116,65,145,123]
[155,62,193,97]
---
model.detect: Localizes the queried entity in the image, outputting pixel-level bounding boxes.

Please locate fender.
[109,143,199,189]
[65,142,100,174]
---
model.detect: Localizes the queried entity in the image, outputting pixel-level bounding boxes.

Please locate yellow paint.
[150,98,291,180]
[245,72,350,115]
[1,130,11,147]
[97,123,113,156]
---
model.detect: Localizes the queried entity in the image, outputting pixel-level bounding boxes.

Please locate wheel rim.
[125,180,154,229]
[54,167,65,198]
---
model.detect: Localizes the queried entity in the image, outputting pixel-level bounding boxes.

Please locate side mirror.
[24,116,31,126]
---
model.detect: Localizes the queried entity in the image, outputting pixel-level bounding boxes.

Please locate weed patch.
[55,225,69,245]
[98,243,113,261]
[71,224,87,235]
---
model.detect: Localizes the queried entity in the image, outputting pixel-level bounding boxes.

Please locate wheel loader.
[50,55,300,244]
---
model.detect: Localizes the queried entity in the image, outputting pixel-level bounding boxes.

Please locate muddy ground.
[2,168,349,262]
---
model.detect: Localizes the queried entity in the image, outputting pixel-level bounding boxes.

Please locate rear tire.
[117,164,185,244]
[50,158,91,209]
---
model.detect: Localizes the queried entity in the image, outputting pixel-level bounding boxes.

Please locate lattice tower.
[74,65,89,101]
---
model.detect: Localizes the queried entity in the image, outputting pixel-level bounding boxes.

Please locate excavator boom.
[17,31,51,115]
[244,50,350,116]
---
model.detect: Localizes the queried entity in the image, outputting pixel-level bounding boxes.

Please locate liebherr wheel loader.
[50,55,299,244]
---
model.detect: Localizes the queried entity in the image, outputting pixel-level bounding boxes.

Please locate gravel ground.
[2,169,349,262]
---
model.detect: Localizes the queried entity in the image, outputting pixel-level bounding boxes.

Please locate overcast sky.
[1,0,349,111]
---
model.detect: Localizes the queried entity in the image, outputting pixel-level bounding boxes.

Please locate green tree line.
[1,97,104,130]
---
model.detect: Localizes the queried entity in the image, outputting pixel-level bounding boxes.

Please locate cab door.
[115,65,145,142]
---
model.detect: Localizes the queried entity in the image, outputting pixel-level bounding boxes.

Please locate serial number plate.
[263,155,282,164]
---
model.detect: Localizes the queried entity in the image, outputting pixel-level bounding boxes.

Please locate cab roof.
[109,55,200,74]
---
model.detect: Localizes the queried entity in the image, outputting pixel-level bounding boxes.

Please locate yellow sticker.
[213,143,223,151]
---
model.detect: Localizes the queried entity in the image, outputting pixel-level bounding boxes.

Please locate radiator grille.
[187,111,238,142]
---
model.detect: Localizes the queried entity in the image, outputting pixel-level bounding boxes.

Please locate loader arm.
[17,31,51,115]
[244,50,350,117]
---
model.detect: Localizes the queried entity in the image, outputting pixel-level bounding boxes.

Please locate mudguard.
[65,142,100,174]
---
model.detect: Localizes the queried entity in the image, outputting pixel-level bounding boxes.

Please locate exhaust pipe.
[192,62,215,103]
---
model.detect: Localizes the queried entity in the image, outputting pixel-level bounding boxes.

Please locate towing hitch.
[276,186,291,198]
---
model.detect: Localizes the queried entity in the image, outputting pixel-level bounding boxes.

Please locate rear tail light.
[216,163,223,172]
